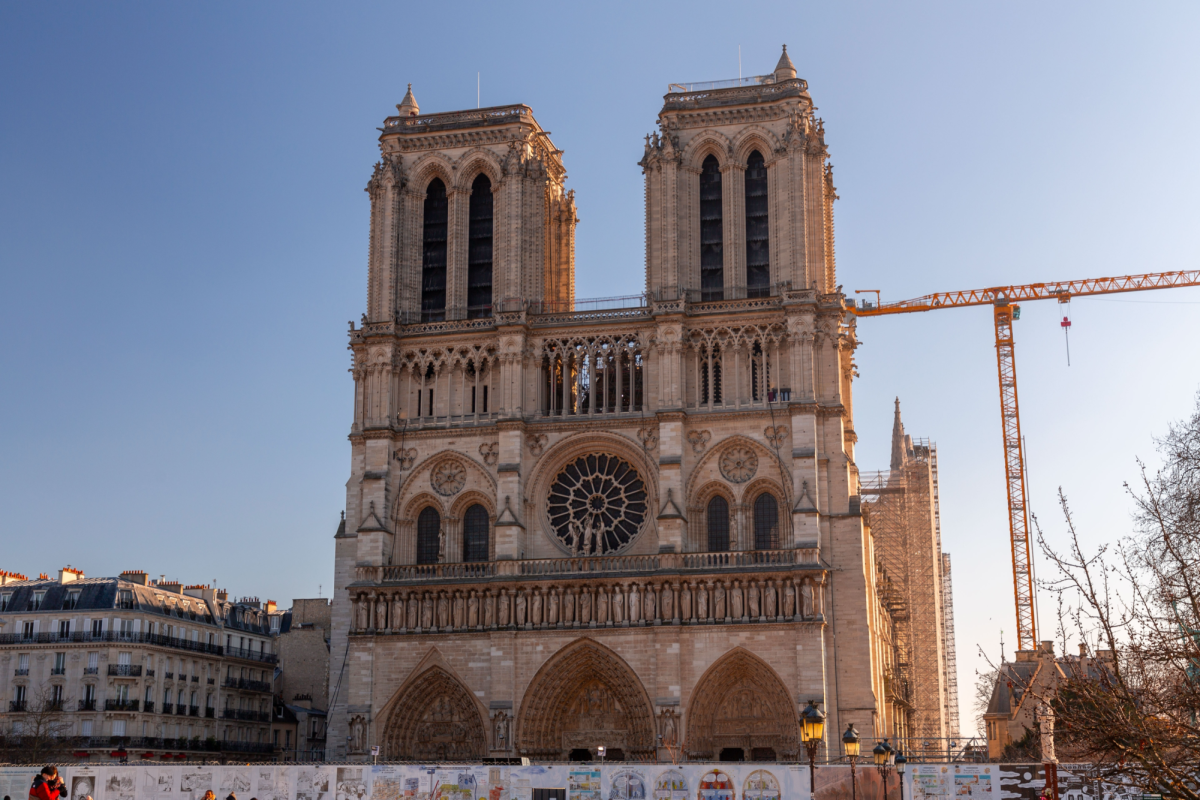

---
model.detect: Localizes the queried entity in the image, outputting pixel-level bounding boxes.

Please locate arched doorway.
[516,638,656,760]
[380,666,488,761]
[684,648,800,760]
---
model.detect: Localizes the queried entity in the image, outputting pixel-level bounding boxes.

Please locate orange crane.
[851,270,1200,651]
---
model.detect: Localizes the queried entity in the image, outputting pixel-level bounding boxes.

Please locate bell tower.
[640,45,837,301]
[364,86,578,324]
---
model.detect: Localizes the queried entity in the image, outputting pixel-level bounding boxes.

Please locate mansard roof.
[0,576,219,625]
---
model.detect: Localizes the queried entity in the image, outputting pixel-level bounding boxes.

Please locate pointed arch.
[380,659,488,761]
[516,637,656,760]
[684,647,799,760]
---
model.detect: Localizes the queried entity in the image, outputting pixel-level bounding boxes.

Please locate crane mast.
[853,269,1200,652]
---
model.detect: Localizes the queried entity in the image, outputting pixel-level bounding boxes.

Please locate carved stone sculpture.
[719,445,759,483]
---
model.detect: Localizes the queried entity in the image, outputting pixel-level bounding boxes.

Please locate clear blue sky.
[3,2,1199,734]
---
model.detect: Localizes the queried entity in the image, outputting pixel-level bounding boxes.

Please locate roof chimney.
[0,570,30,585]
[58,566,85,584]
[158,580,183,595]
[120,570,148,585]
[265,600,277,614]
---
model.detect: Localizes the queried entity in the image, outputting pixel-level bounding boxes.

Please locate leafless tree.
[0,685,75,764]
[1033,391,1200,798]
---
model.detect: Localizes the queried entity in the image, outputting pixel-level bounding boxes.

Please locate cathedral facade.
[328,49,936,763]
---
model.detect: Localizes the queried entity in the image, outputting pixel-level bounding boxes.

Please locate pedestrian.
[29,768,66,800]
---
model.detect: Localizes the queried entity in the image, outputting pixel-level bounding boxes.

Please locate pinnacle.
[397,83,420,116]
[774,45,797,80]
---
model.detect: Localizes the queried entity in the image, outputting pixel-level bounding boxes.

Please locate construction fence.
[0,762,1145,800]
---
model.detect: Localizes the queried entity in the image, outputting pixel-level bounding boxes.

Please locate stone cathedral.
[328,48,956,763]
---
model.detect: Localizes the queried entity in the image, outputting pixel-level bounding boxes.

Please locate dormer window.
[31,591,45,610]
[118,590,134,610]
[63,591,80,610]
[0,594,11,611]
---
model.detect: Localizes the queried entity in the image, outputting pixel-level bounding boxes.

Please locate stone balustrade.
[347,560,826,635]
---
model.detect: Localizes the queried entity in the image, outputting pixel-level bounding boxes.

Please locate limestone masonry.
[328,48,957,763]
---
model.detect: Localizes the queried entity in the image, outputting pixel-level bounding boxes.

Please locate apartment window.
[87,651,98,671]
[91,619,103,636]
[53,652,66,674]
[145,686,153,703]
[13,685,27,703]
[119,619,135,637]
[420,178,449,323]
[21,621,34,639]
[285,730,291,749]
[699,154,724,301]
[17,653,30,674]
[0,593,10,611]
[63,591,80,610]
[81,720,92,737]
[163,687,171,706]
[467,173,494,318]
[84,684,96,703]
[112,719,126,737]
[744,149,770,297]
[58,620,70,637]
[115,684,129,703]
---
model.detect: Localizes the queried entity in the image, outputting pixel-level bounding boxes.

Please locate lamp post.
[873,740,895,800]
[842,724,860,800]
[895,750,907,800]
[801,701,827,799]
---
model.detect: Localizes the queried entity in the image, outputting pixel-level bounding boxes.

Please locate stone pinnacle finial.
[890,397,907,472]
[397,83,420,116]
[774,45,797,81]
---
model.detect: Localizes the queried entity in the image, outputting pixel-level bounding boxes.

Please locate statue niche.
[382,666,487,761]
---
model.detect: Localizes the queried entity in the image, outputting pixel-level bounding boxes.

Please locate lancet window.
[421,179,449,323]
[416,507,441,565]
[467,174,493,318]
[745,150,769,297]
[707,496,731,552]
[396,345,498,425]
[688,325,787,410]
[753,493,779,550]
[699,154,724,301]
[462,503,489,562]
[540,335,644,417]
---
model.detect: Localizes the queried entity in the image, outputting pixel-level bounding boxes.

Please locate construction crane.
[851,270,1200,651]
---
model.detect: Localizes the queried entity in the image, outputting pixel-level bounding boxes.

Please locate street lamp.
[873,740,895,800]
[801,701,827,798]
[842,724,860,800]
[895,750,907,800]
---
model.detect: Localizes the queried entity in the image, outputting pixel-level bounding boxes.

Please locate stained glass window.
[707,496,730,552]
[700,155,724,301]
[421,179,448,322]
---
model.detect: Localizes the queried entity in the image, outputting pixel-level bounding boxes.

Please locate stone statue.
[468,593,479,628]
[437,525,447,563]
[765,583,778,618]
[531,590,543,625]
[730,583,743,619]
[355,596,368,630]
[643,586,656,622]
[613,586,626,623]
[484,593,495,628]
[629,584,640,623]
[437,592,450,629]
[499,590,511,626]
[374,594,387,629]
[515,592,527,627]
[349,715,366,753]
[493,711,509,749]
[748,583,760,618]
[580,590,593,624]
[696,585,708,620]
[784,584,796,618]
[659,709,678,746]
[548,590,560,625]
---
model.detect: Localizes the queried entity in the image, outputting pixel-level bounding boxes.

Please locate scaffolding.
[942,552,960,738]
[860,434,954,752]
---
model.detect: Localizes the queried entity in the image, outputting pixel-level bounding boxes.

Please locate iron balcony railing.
[223,677,272,693]
[9,700,27,712]
[224,646,278,665]
[108,664,142,676]
[143,701,155,713]
[0,630,224,657]
[105,699,140,711]
[78,699,97,711]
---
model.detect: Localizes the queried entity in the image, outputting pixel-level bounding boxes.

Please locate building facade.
[0,568,283,760]
[329,49,953,762]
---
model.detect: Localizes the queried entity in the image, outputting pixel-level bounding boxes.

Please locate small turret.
[397,83,420,117]
[774,45,797,81]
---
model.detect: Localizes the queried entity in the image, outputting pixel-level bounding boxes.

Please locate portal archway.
[380,665,488,761]
[516,638,656,760]
[685,648,799,760]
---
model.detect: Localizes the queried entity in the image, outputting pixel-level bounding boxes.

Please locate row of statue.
[351,575,824,633]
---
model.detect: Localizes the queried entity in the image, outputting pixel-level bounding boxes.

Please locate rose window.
[548,454,648,555]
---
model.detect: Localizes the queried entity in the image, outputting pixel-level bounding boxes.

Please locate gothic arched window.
[745,150,769,297]
[467,174,494,319]
[753,493,779,550]
[462,503,489,562]
[421,178,448,322]
[416,506,441,565]
[707,496,730,552]
[699,154,724,302]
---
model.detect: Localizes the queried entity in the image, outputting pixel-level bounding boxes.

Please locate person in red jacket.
[29,768,66,800]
